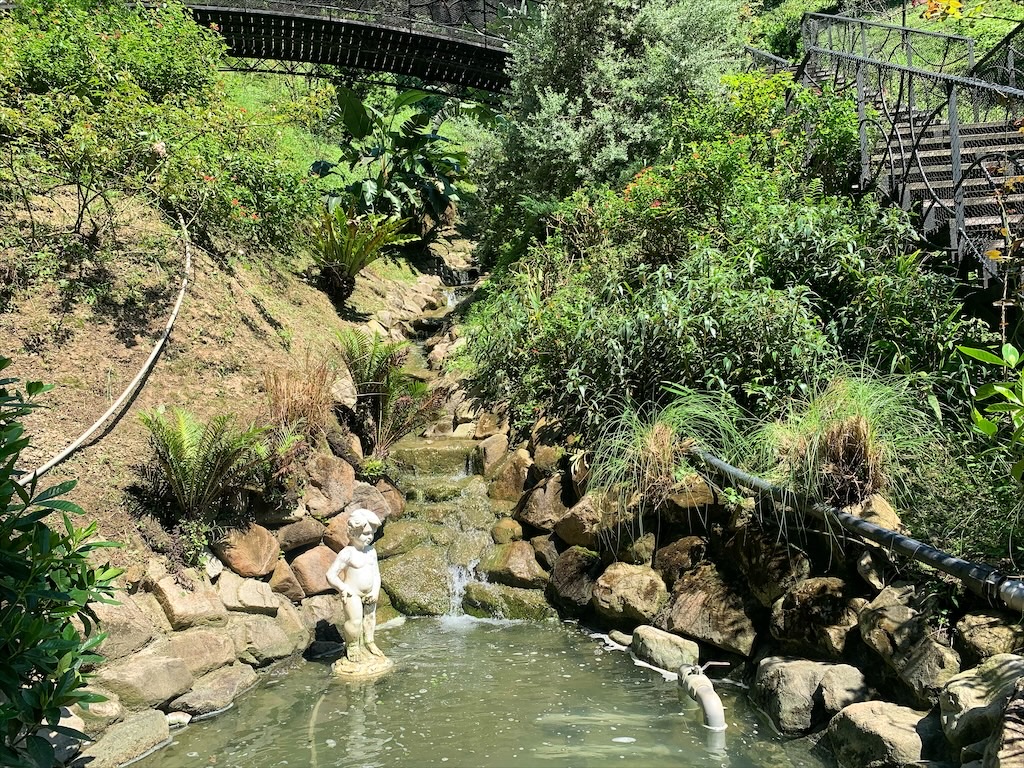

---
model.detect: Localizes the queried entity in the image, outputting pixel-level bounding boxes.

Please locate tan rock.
[290,545,338,596]
[375,479,406,519]
[213,525,279,578]
[274,594,311,651]
[631,625,699,673]
[771,577,866,660]
[345,481,392,521]
[95,648,194,709]
[653,536,707,591]
[491,518,523,544]
[322,510,352,552]
[88,596,158,662]
[269,559,305,602]
[592,563,669,628]
[70,687,124,735]
[547,546,602,616]
[514,475,569,532]
[828,701,944,767]
[151,573,228,631]
[72,710,169,768]
[956,611,1024,664]
[158,628,236,678]
[488,449,533,501]
[479,541,549,589]
[275,517,325,553]
[170,662,258,717]
[303,452,356,518]
[941,653,1024,747]
[477,434,510,476]
[217,570,279,615]
[474,411,508,440]
[658,563,759,657]
[131,591,173,633]
[226,613,298,666]
[554,492,609,549]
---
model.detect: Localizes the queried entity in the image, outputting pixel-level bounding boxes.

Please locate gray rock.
[71,687,124,735]
[546,546,602,617]
[274,594,311,651]
[151,573,228,631]
[658,563,760,657]
[479,541,549,589]
[491,518,523,544]
[729,527,811,608]
[983,676,1024,767]
[827,701,945,768]
[169,662,258,716]
[531,534,560,571]
[305,452,355,517]
[608,630,632,647]
[592,563,668,628]
[200,549,224,582]
[88,595,158,662]
[653,536,707,591]
[226,613,298,666]
[299,594,344,639]
[477,434,509,476]
[156,628,236,678]
[95,648,194,709]
[131,591,173,634]
[941,653,1024,747]
[514,475,569,532]
[488,449,533,501]
[345,481,392,522]
[553,492,607,550]
[463,582,558,620]
[71,710,169,768]
[375,479,406,519]
[751,657,868,736]
[38,709,85,765]
[630,625,699,672]
[217,570,279,615]
[380,545,452,615]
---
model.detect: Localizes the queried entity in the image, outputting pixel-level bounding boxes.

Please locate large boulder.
[751,657,868,736]
[322,511,352,552]
[479,541,549,589]
[275,517,326,553]
[770,577,866,660]
[547,547,603,617]
[169,662,258,717]
[660,475,719,527]
[345,481,392,522]
[940,653,1024,747]
[375,519,434,559]
[860,585,961,706]
[70,687,124,735]
[463,582,558,620]
[269,559,305,602]
[375,479,406,519]
[514,475,570,532]
[70,710,169,768]
[217,570,279,615]
[477,434,510,476]
[156,628,236,678]
[151,573,228,631]
[95,648,194,709]
[653,537,707,592]
[304,452,355,518]
[729,527,811,608]
[591,563,668,628]
[553,493,607,550]
[658,563,761,657]
[956,611,1024,665]
[274,594,312,651]
[983,676,1024,768]
[531,534,559,571]
[488,449,533,501]
[290,545,338,596]
[87,596,158,662]
[827,701,946,768]
[225,613,298,666]
[380,545,452,615]
[630,625,699,672]
[213,525,280,578]
[299,594,344,640]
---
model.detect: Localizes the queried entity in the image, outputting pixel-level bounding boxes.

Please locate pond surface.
[137,616,828,768]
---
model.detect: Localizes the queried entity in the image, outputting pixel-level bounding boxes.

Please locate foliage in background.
[334,328,447,458]
[139,407,268,563]
[313,206,417,306]
[0,357,120,768]
[960,343,1024,481]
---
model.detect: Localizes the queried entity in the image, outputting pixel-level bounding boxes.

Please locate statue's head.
[347,508,381,534]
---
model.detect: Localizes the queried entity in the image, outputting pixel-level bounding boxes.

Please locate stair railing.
[969,20,1024,89]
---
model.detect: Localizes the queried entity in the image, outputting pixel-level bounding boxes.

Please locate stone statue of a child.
[326,508,385,663]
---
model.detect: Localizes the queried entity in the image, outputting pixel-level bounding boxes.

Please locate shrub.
[0,357,120,768]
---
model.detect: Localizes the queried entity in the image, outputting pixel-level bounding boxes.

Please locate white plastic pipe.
[679,666,727,732]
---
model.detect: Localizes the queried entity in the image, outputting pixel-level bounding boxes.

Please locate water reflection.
[134,618,828,768]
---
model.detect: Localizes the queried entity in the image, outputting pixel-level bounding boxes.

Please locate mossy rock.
[380,545,452,616]
[462,582,557,621]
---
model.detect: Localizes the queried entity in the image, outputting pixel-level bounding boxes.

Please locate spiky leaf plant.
[313,205,418,306]
[374,377,449,458]
[139,406,268,525]
[747,373,940,509]
[334,327,409,397]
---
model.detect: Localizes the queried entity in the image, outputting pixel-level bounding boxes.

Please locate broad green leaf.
[392,89,430,111]
[333,87,373,140]
[958,346,1007,366]
[1004,344,1021,368]
[971,407,999,436]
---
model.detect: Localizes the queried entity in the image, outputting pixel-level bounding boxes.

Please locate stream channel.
[133,434,829,768]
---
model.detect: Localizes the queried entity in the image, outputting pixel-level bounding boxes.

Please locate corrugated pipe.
[692,449,1024,614]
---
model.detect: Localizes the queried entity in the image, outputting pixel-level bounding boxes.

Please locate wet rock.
[375,479,406,519]
[448,530,493,569]
[157,628,236,678]
[770,577,866,660]
[477,434,510,476]
[88,595,158,662]
[275,517,326,553]
[380,545,452,615]
[729,527,811,608]
[514,475,569,532]
[653,537,707,592]
[269,559,305,602]
[391,435,476,475]
[608,630,632,647]
[546,547,603,617]
[71,709,169,768]
[217,570,279,615]
[941,653,1024,747]
[169,663,258,717]
[345,482,392,522]
[827,701,946,768]
[95,648,194,709]
[491,517,523,544]
[531,534,560,571]
[658,563,760,657]
[376,519,434,559]
[165,711,191,729]
[151,573,228,631]
[463,582,558,620]
[479,541,549,589]
[592,563,668,629]
[488,449,533,501]
[306,452,356,517]
[290,545,338,596]
[322,510,352,552]
[956,611,1024,665]
[630,625,699,672]
[226,613,297,666]
[213,525,279,578]
[751,657,868,736]
[554,492,608,550]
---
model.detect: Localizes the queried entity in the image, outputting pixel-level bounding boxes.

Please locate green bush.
[0,357,120,767]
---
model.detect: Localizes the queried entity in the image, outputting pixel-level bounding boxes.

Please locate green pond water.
[135,616,828,768]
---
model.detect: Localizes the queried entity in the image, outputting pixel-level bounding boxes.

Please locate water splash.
[447,559,481,615]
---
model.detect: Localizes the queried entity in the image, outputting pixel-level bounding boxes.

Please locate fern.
[334,327,408,397]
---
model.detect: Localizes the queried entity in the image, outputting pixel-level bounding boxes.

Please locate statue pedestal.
[332,655,395,681]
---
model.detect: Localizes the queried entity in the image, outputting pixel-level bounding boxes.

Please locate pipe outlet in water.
[679,665,727,732]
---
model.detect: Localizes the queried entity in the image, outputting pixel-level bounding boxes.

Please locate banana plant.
[959,343,1024,481]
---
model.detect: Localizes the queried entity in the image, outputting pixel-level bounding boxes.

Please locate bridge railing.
[195,0,531,47]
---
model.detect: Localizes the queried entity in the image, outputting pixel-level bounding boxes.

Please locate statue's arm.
[326,549,352,595]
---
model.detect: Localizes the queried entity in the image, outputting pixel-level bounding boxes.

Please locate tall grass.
[264,351,335,438]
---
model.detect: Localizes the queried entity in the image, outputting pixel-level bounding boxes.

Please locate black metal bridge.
[187,0,523,91]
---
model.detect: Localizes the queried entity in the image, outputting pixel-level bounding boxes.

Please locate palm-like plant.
[139,407,268,524]
[313,205,417,306]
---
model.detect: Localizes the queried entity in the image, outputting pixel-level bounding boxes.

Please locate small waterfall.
[447,559,481,616]
[443,288,457,308]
